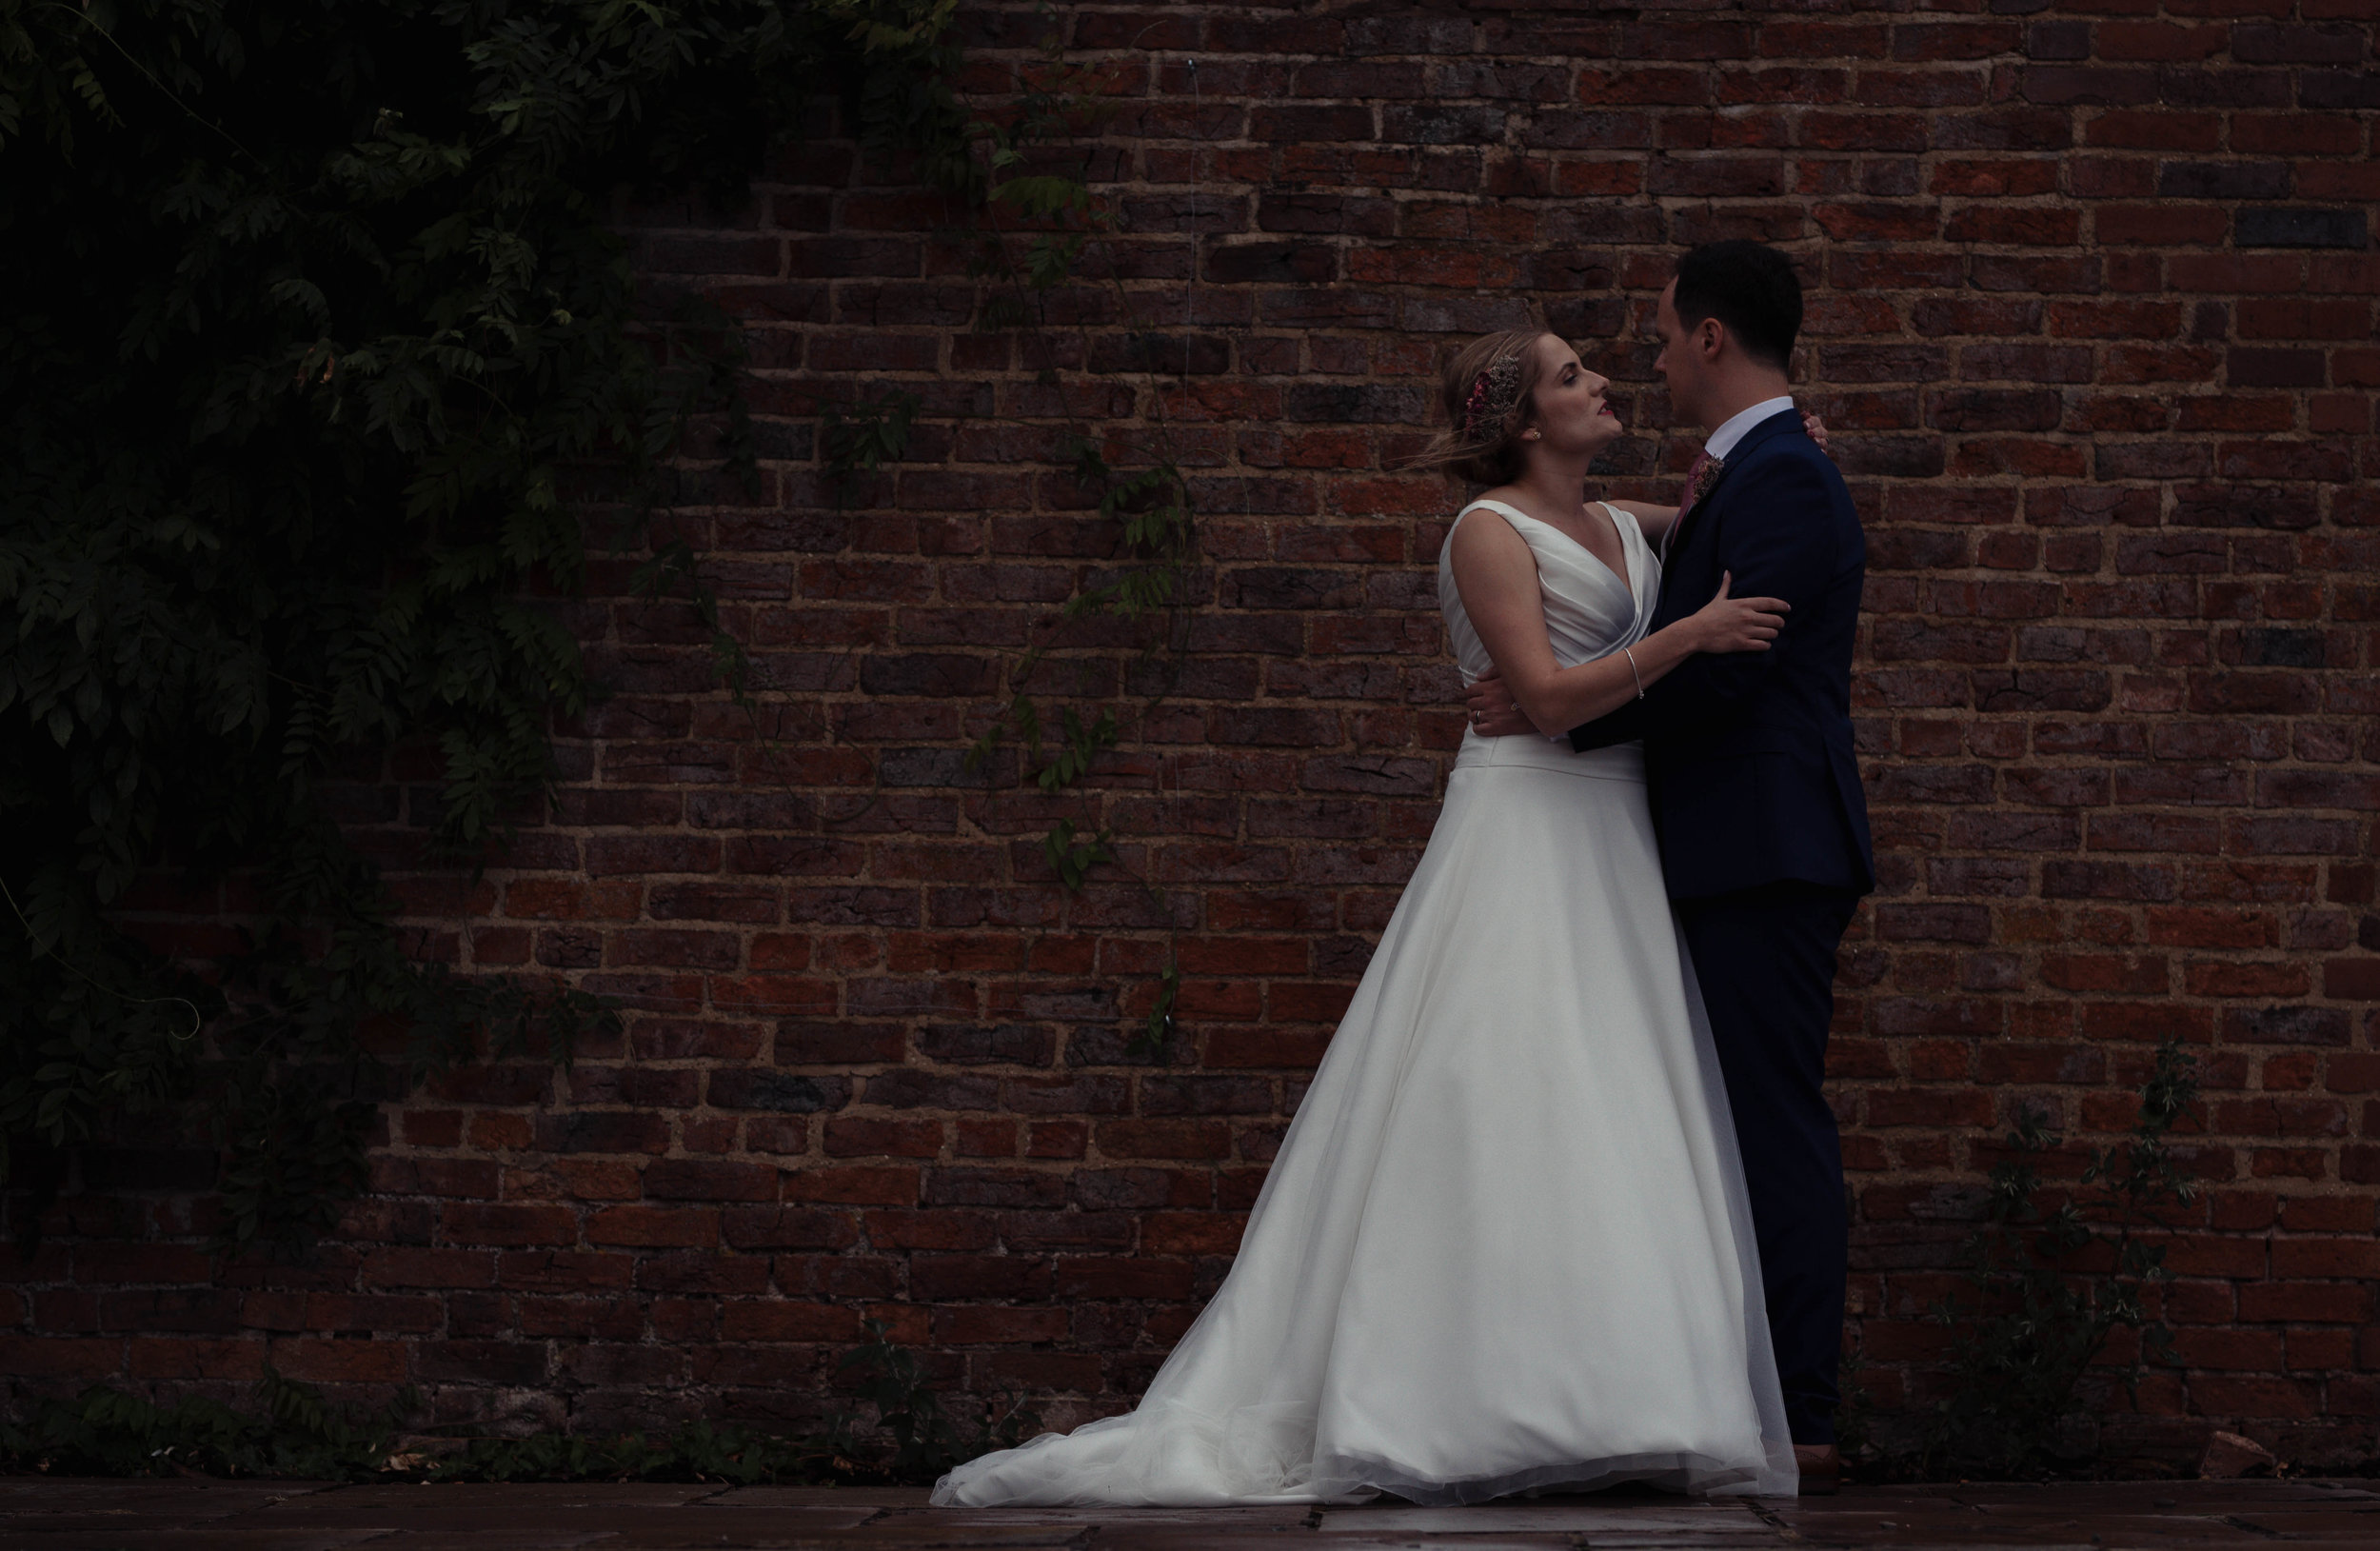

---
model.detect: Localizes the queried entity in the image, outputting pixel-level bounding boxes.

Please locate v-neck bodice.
[1438,498,1659,686]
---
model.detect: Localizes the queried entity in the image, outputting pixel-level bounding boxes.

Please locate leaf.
[1041,819,1112,893]
[989,173,1090,221]
[1129,964,1179,1061]
[820,388,919,507]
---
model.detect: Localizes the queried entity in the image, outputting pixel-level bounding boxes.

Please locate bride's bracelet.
[1622,646,1645,700]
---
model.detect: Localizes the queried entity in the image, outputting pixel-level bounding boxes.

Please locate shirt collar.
[1704,395,1795,462]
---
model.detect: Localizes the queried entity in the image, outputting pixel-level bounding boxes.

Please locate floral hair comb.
[1460,352,1524,443]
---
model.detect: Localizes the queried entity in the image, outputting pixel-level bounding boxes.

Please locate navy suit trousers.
[1676,881,1858,1446]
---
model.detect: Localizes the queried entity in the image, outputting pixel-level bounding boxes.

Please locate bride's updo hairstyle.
[1413,328,1551,487]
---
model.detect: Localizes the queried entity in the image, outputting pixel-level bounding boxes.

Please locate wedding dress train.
[932,500,1796,1505]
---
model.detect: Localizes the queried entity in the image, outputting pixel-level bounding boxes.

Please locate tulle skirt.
[933,734,1795,1505]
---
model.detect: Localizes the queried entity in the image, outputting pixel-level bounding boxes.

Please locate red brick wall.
[18,1,2379,1466]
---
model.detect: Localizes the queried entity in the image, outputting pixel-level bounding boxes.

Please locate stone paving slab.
[315,1484,729,1510]
[921,1508,1316,1529]
[1,1478,2376,1549]
[1763,1481,2380,1550]
[710,1492,969,1510]
[0,1478,339,1526]
[1323,1505,1758,1534]
[17,1534,387,1551]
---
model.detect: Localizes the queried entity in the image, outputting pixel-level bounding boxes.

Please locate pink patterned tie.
[1685,449,1722,507]
[1668,450,1721,561]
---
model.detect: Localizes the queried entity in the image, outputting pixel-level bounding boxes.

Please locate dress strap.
[1463,497,1621,530]
[1454,499,1558,553]
[1458,497,1534,527]
[1600,501,1640,547]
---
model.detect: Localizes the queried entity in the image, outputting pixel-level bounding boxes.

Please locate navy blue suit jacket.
[1569,408,1874,901]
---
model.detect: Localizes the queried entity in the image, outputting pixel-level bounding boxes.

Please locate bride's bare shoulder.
[1446,501,1534,580]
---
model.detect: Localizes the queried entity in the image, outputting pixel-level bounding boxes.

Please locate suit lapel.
[1662,467,1732,567]
[1660,408,1805,577]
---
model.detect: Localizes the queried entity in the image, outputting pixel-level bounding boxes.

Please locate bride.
[933,327,1799,1507]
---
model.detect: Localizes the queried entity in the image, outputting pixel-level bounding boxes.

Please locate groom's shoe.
[1793,1444,1840,1496]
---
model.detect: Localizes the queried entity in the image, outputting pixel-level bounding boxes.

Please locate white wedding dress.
[931,499,1796,1506]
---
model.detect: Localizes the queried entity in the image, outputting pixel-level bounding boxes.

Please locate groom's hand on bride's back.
[1463,670,1537,738]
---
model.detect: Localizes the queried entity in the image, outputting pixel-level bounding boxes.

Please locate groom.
[1465,241,1874,1493]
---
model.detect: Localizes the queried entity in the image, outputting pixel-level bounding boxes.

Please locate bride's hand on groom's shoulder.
[1463,669,1538,739]
[1799,410,1831,457]
[1687,571,1791,655]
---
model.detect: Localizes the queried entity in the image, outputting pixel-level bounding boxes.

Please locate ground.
[2,1477,2376,1548]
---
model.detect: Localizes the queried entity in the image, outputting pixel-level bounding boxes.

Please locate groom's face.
[1653,280,1714,432]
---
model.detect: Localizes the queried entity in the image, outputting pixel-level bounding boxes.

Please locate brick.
[269,1339,408,1384]
[720,1302,863,1342]
[440,1203,577,1247]
[719,1207,859,1252]
[709,1070,850,1112]
[534,1112,670,1155]
[910,1255,1054,1301]
[584,1206,720,1248]
[361,1249,497,1289]
[2238,209,2371,249]
[2237,1282,2371,1324]
[642,1161,781,1202]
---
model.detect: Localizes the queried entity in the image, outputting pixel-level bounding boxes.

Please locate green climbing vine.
[740,12,1206,1060]
[1922,1041,2202,1477]
[0,0,1216,1263]
[0,0,956,1251]
[965,436,1198,1059]
[947,33,1204,1059]
[1836,1041,2204,1481]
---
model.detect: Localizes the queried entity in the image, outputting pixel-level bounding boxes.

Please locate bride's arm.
[1447,512,1790,737]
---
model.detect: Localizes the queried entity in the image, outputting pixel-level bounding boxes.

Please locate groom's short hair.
[1672,242,1801,371]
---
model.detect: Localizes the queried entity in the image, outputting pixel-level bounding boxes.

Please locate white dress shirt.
[1703,395,1795,463]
